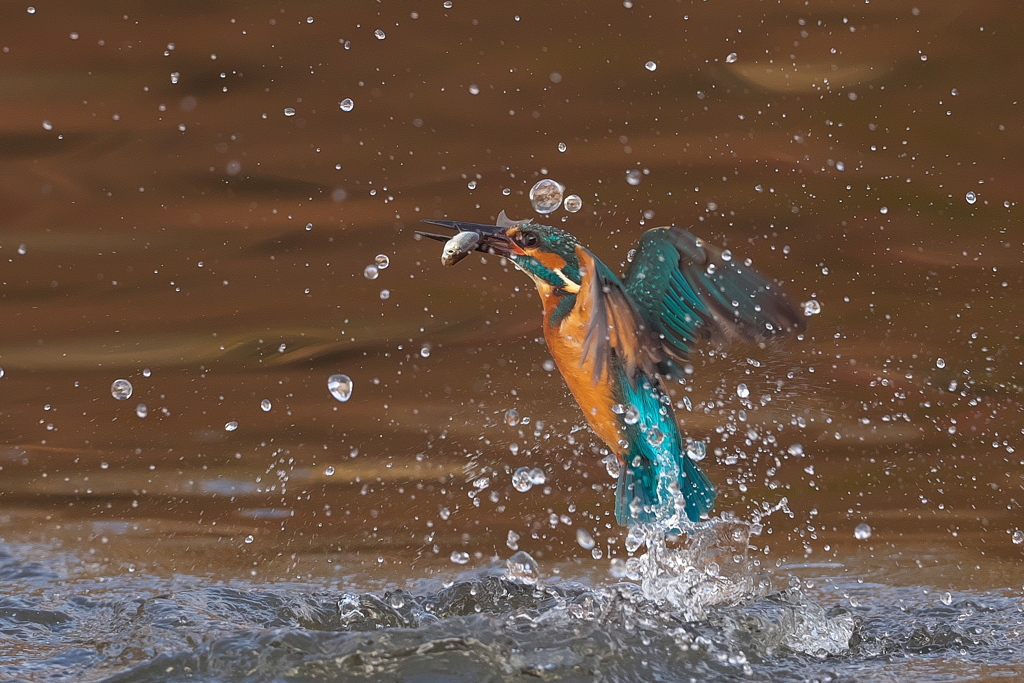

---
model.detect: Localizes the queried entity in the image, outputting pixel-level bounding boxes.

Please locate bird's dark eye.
[520,231,539,248]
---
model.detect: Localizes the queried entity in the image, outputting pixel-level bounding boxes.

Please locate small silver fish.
[441,230,481,266]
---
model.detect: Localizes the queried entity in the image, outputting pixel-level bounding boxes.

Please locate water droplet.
[557,142,567,153]
[563,194,583,213]
[803,299,822,316]
[339,98,354,112]
[966,191,977,205]
[0,368,5,379]
[529,468,546,485]
[325,466,335,476]
[625,526,645,553]
[625,169,642,186]
[505,550,539,584]
[42,120,52,131]
[224,420,238,432]
[374,254,390,269]
[725,52,738,63]
[439,507,450,520]
[787,443,804,457]
[17,244,26,255]
[449,550,470,565]
[512,467,533,492]
[575,528,596,550]
[686,441,707,462]
[940,591,953,605]
[502,187,511,196]
[506,530,520,550]
[1012,529,1024,545]
[467,180,477,190]
[603,454,621,478]
[379,289,390,300]
[419,344,431,358]
[879,206,889,215]
[328,374,353,402]
[135,403,148,418]
[374,29,386,40]
[260,399,272,412]
[936,358,946,369]
[505,408,520,426]
[529,178,565,215]
[170,71,180,84]
[283,107,296,117]
[468,83,480,95]
[110,379,133,401]
[737,383,750,399]
[854,523,872,540]
[623,406,640,425]
[244,535,254,544]
[609,557,627,578]
[645,427,664,447]
[644,60,657,72]
[363,264,379,279]
[542,359,555,372]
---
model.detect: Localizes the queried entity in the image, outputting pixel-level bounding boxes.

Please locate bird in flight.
[418,212,804,527]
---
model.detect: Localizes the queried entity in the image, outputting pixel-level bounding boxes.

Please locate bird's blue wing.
[576,245,717,523]
[623,227,804,374]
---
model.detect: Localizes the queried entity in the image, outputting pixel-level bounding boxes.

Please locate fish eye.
[519,231,539,248]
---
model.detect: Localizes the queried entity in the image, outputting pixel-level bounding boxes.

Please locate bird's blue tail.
[611,374,717,527]
[614,443,716,526]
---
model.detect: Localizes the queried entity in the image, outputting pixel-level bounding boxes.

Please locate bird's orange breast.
[538,285,625,457]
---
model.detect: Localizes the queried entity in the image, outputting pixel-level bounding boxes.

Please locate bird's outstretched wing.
[576,245,661,386]
[623,227,805,373]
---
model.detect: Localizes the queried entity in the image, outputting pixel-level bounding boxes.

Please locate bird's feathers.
[576,246,659,387]
[420,215,803,528]
[624,227,805,374]
[613,369,716,524]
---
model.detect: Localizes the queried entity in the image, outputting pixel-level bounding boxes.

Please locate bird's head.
[418,211,582,294]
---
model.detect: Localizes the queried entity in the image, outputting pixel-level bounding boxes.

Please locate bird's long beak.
[415,218,513,258]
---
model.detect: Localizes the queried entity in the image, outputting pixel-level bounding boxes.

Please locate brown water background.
[0,0,1021,610]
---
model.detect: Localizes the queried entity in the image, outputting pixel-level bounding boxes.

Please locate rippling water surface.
[0,1,1022,681]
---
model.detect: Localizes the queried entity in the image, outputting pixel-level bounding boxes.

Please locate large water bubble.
[512,467,533,492]
[529,179,564,214]
[328,374,353,402]
[111,379,133,401]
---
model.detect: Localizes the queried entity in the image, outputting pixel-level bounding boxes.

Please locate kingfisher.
[417,212,805,527]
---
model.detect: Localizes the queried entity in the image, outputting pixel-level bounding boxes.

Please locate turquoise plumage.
[418,216,805,526]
